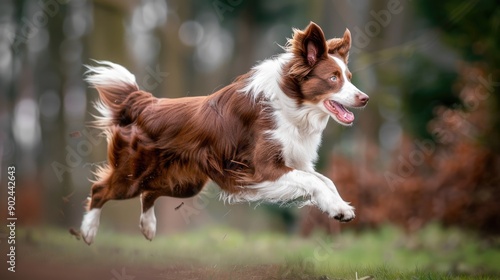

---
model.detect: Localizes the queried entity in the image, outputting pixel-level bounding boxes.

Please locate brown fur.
[87,75,292,213]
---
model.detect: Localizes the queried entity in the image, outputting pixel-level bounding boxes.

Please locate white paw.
[139,208,157,241]
[80,209,101,245]
[329,202,355,222]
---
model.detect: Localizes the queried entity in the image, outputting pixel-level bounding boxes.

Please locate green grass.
[16,224,500,279]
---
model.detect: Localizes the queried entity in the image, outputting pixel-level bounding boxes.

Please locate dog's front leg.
[312,171,342,197]
[312,171,355,222]
[249,169,354,221]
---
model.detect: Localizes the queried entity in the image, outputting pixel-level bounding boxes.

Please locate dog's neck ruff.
[240,53,329,171]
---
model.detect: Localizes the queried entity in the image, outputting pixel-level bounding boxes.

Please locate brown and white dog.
[80,22,368,245]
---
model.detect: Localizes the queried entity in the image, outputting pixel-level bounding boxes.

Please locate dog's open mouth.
[323,100,354,125]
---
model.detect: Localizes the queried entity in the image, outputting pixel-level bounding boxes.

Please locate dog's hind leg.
[80,182,107,245]
[81,173,142,244]
[139,191,160,241]
[138,176,209,241]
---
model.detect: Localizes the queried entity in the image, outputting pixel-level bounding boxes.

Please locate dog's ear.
[291,22,328,67]
[327,28,351,62]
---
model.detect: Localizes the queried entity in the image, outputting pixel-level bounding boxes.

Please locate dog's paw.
[140,221,156,241]
[80,209,101,245]
[330,203,355,223]
[140,209,157,241]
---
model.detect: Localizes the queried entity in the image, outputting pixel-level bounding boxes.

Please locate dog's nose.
[356,93,369,106]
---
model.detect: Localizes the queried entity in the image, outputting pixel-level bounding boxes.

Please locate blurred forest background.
[0,0,499,248]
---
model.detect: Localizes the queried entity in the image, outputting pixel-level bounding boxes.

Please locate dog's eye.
[330,76,337,82]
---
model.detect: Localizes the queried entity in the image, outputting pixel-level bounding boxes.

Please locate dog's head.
[283,22,369,126]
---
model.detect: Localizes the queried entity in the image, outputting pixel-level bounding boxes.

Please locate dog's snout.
[356,93,369,106]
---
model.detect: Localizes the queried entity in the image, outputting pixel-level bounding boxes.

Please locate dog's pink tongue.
[331,101,354,123]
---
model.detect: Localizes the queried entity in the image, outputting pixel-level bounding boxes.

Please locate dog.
[80,22,368,245]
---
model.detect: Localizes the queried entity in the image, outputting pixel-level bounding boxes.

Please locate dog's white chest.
[269,112,327,171]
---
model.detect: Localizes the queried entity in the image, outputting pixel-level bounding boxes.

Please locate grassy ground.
[2,224,499,279]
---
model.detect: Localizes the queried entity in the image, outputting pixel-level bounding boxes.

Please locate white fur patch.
[269,104,329,170]
[139,207,157,241]
[241,53,292,101]
[221,170,354,220]
[220,170,314,205]
[84,60,138,90]
[80,208,101,245]
[329,56,361,107]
